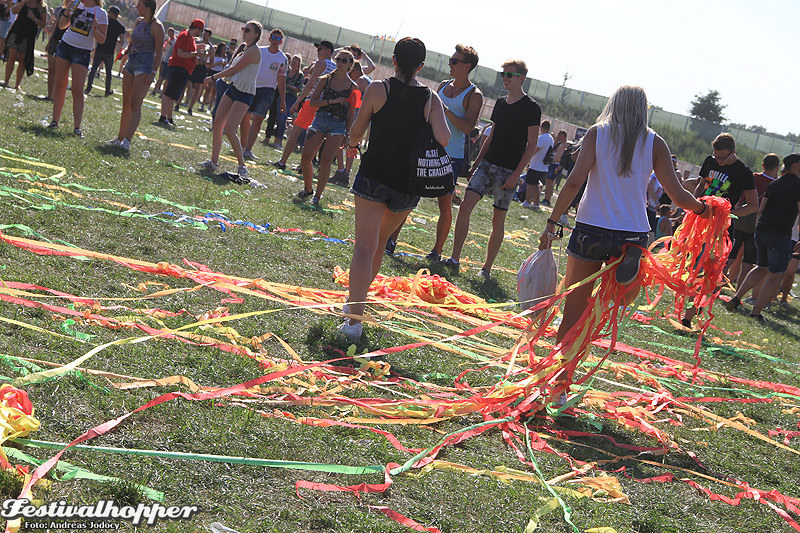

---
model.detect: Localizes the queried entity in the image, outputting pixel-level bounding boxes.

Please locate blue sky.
[261,0,799,137]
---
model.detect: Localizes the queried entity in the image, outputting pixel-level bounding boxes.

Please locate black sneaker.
[680,318,692,329]
[186,107,193,116]
[73,128,83,138]
[272,161,286,170]
[747,313,766,324]
[615,244,643,285]
[46,120,58,129]
[295,189,313,200]
[385,239,396,255]
[724,296,741,312]
[105,90,114,97]
[425,250,442,262]
[540,199,551,206]
[158,116,169,125]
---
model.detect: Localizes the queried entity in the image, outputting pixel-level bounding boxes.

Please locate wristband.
[347,144,359,149]
[546,218,561,227]
[693,200,707,215]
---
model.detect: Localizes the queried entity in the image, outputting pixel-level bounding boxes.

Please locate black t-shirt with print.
[485,95,541,171]
[756,173,800,236]
[697,156,755,207]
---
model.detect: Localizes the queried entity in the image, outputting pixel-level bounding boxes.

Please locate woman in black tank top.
[296,49,357,206]
[335,37,450,341]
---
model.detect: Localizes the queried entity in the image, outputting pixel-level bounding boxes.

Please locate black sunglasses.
[335,56,353,63]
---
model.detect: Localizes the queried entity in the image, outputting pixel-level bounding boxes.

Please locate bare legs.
[117,72,153,142]
[211,95,250,167]
[345,196,412,325]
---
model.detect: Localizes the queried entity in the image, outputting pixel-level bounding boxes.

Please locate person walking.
[539,85,709,404]
[338,37,449,340]
[108,0,163,152]
[158,18,203,126]
[196,21,262,179]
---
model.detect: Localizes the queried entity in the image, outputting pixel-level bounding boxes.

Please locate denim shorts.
[567,222,648,263]
[55,40,91,68]
[755,230,793,273]
[223,83,254,106]
[525,168,547,186]
[351,171,420,213]
[124,51,155,76]
[163,65,190,100]
[248,86,276,117]
[466,160,517,211]
[308,112,347,137]
[450,158,465,187]
[0,20,13,39]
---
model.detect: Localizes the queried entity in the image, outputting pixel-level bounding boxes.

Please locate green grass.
[0,47,799,533]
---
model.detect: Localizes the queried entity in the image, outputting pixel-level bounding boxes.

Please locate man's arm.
[291,59,325,112]
[358,51,375,75]
[732,188,758,217]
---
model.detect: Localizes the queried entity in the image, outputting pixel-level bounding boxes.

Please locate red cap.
[190,19,205,30]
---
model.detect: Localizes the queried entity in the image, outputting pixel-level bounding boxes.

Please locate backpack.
[542,144,554,165]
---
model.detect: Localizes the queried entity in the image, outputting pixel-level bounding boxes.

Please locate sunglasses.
[711,151,732,160]
[270,35,282,41]
[335,57,353,63]
[449,57,468,65]
[241,27,252,34]
[500,71,523,79]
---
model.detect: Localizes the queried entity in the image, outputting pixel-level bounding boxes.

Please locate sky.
[258,0,799,137]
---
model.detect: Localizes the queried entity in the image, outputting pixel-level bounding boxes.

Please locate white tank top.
[576,125,655,232]
[227,47,261,95]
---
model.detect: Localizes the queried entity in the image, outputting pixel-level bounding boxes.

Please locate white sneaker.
[106,138,121,147]
[338,320,362,341]
[237,165,248,179]
[120,138,130,152]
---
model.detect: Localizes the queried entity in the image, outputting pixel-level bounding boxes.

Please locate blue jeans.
[276,92,297,141]
[755,230,793,273]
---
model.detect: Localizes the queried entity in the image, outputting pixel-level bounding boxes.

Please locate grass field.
[0,49,799,533]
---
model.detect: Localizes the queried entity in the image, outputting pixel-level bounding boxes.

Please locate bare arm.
[540,127,598,248]
[359,51,375,75]
[308,75,332,108]
[347,81,385,147]
[208,46,259,80]
[443,88,483,135]
[427,91,450,148]
[150,21,165,72]
[732,188,758,217]
[293,60,325,110]
[653,135,703,214]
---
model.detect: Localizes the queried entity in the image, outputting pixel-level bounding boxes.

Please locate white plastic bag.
[517,248,557,314]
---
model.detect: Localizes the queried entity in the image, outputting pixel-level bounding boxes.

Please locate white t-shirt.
[255,47,287,89]
[61,3,108,51]
[528,133,554,172]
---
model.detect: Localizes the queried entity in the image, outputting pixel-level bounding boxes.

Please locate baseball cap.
[314,40,334,51]
[190,19,205,30]
[107,5,120,14]
[783,153,800,169]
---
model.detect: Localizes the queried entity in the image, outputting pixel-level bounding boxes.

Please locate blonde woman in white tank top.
[538,85,709,405]
[196,20,262,179]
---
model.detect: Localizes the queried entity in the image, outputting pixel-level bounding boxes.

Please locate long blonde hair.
[595,85,649,176]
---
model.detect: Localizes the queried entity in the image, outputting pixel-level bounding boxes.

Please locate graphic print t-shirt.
[62,4,108,51]
[698,156,755,207]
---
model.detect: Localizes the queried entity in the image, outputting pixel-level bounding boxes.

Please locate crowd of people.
[1,2,797,346]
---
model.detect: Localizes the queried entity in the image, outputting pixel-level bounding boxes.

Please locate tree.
[689,90,726,123]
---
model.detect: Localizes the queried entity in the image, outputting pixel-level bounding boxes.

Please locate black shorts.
[525,168,547,186]
[731,230,757,265]
[189,64,206,84]
[163,65,190,100]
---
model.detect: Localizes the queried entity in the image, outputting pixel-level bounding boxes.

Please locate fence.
[165,0,797,157]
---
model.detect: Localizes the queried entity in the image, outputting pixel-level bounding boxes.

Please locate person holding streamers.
[338,37,449,341]
[539,85,710,405]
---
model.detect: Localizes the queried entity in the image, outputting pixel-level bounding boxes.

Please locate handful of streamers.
[506,196,731,413]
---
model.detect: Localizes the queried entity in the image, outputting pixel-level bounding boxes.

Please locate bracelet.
[693,200,707,215]
[347,144,359,149]
[546,218,562,227]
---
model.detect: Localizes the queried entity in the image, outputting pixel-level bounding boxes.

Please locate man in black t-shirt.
[682,133,757,328]
[726,153,800,321]
[85,5,126,96]
[444,59,541,278]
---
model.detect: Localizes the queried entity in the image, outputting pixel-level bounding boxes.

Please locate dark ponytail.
[393,37,426,101]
